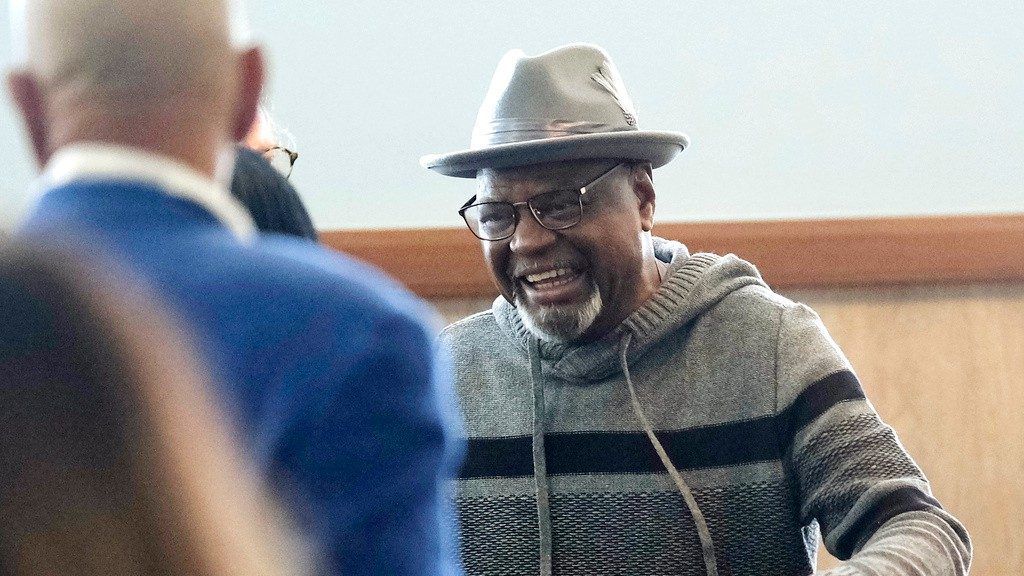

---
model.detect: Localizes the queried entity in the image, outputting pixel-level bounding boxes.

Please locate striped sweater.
[441,238,971,576]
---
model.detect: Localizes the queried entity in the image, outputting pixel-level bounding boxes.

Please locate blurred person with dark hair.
[231,145,318,240]
[243,106,302,180]
[0,242,312,576]
[6,0,464,574]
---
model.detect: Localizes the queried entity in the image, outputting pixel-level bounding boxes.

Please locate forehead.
[476,159,618,201]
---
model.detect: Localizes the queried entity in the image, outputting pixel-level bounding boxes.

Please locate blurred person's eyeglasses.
[459,162,626,241]
[262,147,299,179]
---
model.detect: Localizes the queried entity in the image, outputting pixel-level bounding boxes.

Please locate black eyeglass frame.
[458,162,628,241]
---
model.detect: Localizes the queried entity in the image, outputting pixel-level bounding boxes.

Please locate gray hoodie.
[442,238,971,576]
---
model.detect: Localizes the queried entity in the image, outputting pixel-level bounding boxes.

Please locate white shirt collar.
[38,143,256,241]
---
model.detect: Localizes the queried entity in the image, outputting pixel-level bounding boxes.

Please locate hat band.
[471,118,637,148]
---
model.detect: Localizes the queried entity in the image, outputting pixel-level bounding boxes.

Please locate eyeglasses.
[262,146,299,179]
[459,163,627,241]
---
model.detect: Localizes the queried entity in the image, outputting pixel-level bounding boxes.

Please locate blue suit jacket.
[21,180,464,575]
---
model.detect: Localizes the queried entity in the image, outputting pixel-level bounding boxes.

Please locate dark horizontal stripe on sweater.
[459,369,863,479]
[459,416,778,479]
[778,369,865,440]
[833,485,943,560]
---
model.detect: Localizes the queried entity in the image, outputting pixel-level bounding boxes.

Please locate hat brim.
[420,130,689,178]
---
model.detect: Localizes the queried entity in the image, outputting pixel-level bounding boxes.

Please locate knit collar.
[493,237,765,381]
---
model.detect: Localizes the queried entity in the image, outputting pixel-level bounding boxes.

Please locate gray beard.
[515,280,603,343]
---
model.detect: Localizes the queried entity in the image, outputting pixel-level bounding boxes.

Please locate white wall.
[2,1,1022,230]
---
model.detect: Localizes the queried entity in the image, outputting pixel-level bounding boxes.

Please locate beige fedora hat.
[420,43,689,178]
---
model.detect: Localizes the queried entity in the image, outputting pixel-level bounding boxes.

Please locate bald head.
[12,0,249,105]
[6,0,263,174]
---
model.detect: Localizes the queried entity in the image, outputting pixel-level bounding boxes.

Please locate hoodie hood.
[493,237,767,381]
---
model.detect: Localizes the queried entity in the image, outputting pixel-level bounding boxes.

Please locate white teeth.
[526,268,573,283]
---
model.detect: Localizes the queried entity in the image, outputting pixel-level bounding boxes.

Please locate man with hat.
[422,44,971,576]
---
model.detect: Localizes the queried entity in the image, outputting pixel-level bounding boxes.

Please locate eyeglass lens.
[263,148,296,178]
[463,189,582,240]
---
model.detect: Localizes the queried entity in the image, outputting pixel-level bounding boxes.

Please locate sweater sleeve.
[775,303,971,575]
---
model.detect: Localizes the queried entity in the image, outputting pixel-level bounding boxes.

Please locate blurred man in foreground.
[7,1,463,574]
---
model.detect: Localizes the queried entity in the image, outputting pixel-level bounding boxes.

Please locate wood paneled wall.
[430,282,1024,576]
[793,283,1024,574]
[321,214,1024,298]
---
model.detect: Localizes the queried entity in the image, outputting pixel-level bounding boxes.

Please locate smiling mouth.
[516,267,589,305]
[524,267,577,286]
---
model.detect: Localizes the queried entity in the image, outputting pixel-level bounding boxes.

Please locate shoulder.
[687,282,830,371]
[440,309,501,344]
[701,282,801,331]
[256,236,432,318]
[439,307,515,362]
[705,283,837,357]
[177,234,442,350]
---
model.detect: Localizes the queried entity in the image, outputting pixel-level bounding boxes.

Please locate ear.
[631,164,656,232]
[7,71,51,168]
[231,46,265,142]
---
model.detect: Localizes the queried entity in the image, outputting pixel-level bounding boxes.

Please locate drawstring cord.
[529,336,553,576]
[528,331,718,576]
[619,333,719,576]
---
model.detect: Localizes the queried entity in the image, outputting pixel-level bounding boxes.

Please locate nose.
[509,206,557,255]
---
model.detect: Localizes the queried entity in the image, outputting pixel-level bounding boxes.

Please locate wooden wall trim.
[320,213,1024,298]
